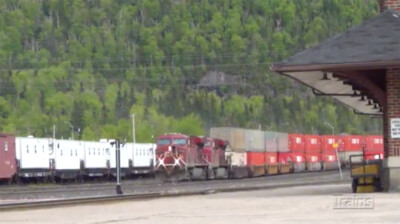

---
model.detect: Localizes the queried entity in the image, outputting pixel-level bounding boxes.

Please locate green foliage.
[0,0,382,141]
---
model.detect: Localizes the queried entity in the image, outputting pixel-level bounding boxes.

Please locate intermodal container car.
[364,135,384,160]
[304,135,322,171]
[246,151,265,177]
[265,152,278,174]
[278,152,292,174]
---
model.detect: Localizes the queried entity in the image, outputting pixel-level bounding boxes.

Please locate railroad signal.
[110,139,123,195]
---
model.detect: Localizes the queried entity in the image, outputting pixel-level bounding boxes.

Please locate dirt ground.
[0,183,399,224]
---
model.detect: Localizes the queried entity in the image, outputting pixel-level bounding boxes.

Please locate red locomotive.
[155,133,230,181]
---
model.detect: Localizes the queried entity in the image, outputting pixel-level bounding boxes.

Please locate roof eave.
[271,60,400,73]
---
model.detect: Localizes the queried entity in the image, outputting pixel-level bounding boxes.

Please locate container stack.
[288,134,306,172]
[210,127,248,178]
[364,135,384,161]
[245,129,266,177]
[338,135,363,165]
[277,132,291,173]
[320,135,339,170]
[304,135,322,171]
[265,131,279,174]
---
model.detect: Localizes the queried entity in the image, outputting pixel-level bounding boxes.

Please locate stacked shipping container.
[364,135,384,160]
[265,131,278,174]
[211,127,384,175]
[288,134,306,172]
[277,132,291,173]
[210,128,248,178]
[304,135,322,171]
[320,135,339,170]
[338,135,363,165]
[246,130,266,177]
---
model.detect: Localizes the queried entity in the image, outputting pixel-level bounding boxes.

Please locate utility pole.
[53,125,56,140]
[324,121,343,180]
[131,114,136,143]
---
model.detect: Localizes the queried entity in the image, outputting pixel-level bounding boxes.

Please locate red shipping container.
[364,152,384,160]
[246,152,265,166]
[0,134,16,180]
[304,135,321,153]
[305,153,322,163]
[264,152,278,165]
[278,152,292,165]
[322,152,338,163]
[339,135,363,152]
[288,134,305,153]
[364,135,384,152]
[321,135,339,152]
[291,152,305,164]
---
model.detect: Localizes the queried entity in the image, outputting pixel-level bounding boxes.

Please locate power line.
[0,51,272,64]
[0,61,272,72]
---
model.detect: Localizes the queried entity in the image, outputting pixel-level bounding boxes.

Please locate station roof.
[271,10,400,116]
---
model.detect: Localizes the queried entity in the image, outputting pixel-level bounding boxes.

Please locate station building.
[272,0,400,191]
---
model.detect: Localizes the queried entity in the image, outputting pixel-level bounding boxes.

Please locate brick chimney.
[379,0,400,12]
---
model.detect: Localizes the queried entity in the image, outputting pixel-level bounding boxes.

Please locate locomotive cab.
[155,133,192,180]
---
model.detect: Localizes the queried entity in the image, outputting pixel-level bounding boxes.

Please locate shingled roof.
[272,10,400,72]
[271,10,400,116]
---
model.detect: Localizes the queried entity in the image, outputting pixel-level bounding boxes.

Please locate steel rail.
[0,178,350,211]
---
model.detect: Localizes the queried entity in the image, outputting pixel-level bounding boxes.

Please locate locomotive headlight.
[168,146,172,152]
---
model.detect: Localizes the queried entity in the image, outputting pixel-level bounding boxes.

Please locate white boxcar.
[83,141,110,175]
[109,142,131,169]
[15,137,51,177]
[54,139,85,171]
[130,143,156,174]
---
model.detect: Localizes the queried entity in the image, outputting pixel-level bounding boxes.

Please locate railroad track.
[0,170,350,206]
[0,173,350,211]
[0,170,345,195]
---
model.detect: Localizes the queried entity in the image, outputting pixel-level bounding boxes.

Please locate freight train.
[154,128,384,180]
[0,134,156,183]
[0,128,383,184]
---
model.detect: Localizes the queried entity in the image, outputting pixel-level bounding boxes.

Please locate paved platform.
[0,183,399,224]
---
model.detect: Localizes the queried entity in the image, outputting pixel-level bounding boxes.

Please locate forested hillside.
[0,0,382,141]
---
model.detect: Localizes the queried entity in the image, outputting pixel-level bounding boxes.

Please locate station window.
[42,145,45,153]
[89,148,91,155]
[328,139,334,144]
[4,141,8,152]
[34,145,37,154]
[295,137,301,144]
